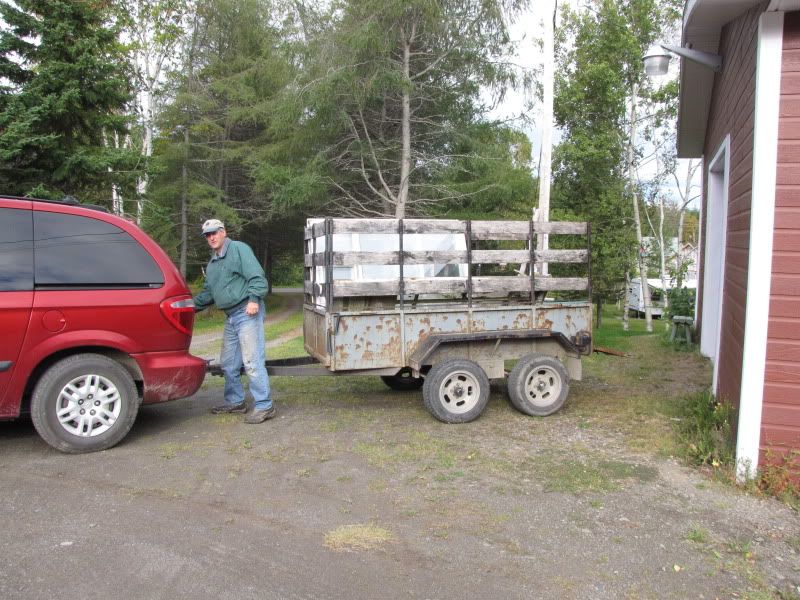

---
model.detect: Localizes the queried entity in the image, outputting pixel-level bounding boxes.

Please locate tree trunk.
[626,82,653,332]
[623,270,630,331]
[596,296,603,329]
[396,31,413,219]
[179,126,189,278]
[658,192,669,313]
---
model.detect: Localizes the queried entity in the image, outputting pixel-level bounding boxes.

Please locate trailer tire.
[507,353,569,417]
[422,359,489,423]
[381,368,424,391]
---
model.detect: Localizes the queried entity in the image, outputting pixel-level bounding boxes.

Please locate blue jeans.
[220,301,272,411]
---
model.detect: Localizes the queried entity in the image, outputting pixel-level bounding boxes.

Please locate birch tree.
[119,0,190,222]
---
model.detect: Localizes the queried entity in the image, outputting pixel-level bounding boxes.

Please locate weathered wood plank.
[306,248,589,267]
[535,249,589,263]
[472,276,531,294]
[304,226,315,240]
[330,219,467,234]
[316,218,587,238]
[402,219,465,234]
[535,277,589,291]
[535,222,587,235]
[321,275,588,297]
[471,250,530,263]
[404,278,466,295]
[471,221,530,240]
[332,280,399,296]
[312,222,326,238]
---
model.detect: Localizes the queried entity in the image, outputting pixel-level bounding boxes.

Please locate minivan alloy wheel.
[31,353,140,454]
[56,373,123,437]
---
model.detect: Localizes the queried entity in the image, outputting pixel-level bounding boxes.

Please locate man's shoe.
[244,405,277,424]
[210,401,247,414]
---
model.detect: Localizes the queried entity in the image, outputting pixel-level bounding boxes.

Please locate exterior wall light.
[643,44,723,76]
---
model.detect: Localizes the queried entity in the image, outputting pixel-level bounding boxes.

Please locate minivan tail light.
[160,296,195,335]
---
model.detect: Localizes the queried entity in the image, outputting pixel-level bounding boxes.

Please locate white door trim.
[701,137,730,396]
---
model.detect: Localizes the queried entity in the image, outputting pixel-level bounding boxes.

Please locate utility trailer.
[213,218,593,423]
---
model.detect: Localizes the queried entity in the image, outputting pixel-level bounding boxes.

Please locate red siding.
[701,6,761,413]
[762,11,800,464]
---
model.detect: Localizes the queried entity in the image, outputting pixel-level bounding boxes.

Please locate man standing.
[193,219,275,424]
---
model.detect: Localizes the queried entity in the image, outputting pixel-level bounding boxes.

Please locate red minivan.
[0,197,207,453]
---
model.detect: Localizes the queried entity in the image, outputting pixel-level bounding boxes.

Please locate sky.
[491,1,702,211]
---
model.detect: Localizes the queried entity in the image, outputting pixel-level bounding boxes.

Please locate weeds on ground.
[672,391,800,509]
[757,450,800,510]
[673,390,735,469]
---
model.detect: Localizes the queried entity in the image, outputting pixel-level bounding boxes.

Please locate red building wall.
[761,11,800,461]
[702,5,761,412]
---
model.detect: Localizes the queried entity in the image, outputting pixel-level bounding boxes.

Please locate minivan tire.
[31,354,140,454]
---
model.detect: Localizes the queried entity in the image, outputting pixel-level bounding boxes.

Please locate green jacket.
[193,239,268,314]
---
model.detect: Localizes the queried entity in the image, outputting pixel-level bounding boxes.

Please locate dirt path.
[190,291,303,357]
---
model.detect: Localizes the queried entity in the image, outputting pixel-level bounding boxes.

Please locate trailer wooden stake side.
[212,217,592,423]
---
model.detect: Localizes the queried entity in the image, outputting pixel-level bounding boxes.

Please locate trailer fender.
[408,329,588,373]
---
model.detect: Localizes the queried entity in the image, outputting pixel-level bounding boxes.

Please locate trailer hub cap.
[438,371,481,414]
[524,366,563,407]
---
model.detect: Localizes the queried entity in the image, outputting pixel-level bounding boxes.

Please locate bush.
[666,286,696,318]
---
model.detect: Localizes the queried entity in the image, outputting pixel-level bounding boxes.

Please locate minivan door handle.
[0,361,12,372]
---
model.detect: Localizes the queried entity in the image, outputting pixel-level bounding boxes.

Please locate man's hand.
[245,301,260,316]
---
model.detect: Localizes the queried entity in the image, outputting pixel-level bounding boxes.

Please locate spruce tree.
[0,0,136,201]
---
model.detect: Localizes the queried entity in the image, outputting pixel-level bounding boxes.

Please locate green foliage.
[674,391,735,468]
[665,287,695,319]
[553,0,681,308]
[278,0,529,217]
[0,0,138,201]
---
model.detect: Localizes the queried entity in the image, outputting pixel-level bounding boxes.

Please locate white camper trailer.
[626,278,697,317]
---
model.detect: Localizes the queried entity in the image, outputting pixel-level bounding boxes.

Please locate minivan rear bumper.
[132,351,207,404]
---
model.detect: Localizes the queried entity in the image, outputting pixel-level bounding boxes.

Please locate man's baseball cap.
[201,219,225,235]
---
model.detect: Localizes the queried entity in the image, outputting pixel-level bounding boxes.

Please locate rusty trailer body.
[294,217,593,423]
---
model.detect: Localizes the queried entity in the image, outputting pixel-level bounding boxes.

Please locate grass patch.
[324,524,393,551]
[533,455,658,495]
[592,305,654,352]
[268,336,306,360]
[266,310,303,340]
[192,294,286,333]
[686,525,710,544]
[354,431,456,471]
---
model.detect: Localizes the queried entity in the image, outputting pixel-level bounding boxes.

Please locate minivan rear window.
[0,207,34,291]
[33,212,164,288]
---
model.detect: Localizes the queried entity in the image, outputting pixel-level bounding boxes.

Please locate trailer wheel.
[381,368,424,391]
[507,353,569,417]
[422,359,489,423]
